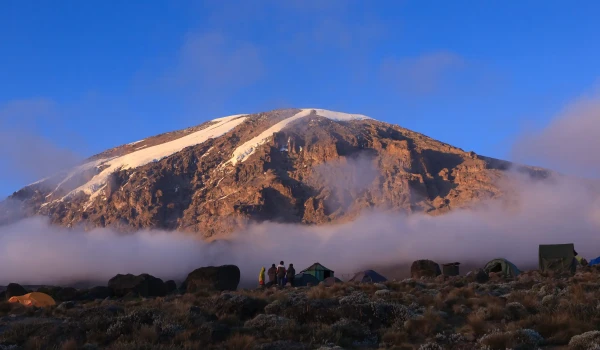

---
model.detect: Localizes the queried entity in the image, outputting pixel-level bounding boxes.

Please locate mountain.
[1,108,550,237]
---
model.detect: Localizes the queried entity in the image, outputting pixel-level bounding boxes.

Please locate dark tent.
[539,244,576,274]
[484,258,521,278]
[348,270,388,283]
[293,273,320,287]
[300,262,334,282]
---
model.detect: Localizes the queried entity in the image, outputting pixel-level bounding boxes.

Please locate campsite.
[1,244,600,349]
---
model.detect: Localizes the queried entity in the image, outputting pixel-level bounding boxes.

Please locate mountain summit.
[3,108,548,236]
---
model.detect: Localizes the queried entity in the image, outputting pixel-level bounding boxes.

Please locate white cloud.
[380,51,465,95]
[512,90,600,177]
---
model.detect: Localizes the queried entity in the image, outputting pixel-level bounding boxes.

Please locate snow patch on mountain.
[50,114,248,201]
[127,139,145,146]
[227,108,371,165]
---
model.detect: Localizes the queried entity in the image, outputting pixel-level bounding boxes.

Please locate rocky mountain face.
[1,108,550,237]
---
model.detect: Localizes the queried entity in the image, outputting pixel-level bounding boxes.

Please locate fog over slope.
[1,97,599,286]
[1,171,599,286]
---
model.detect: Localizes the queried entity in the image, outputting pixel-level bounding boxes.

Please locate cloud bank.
[1,170,599,286]
[512,92,600,177]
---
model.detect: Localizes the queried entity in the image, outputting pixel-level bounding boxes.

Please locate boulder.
[466,269,489,283]
[57,301,75,310]
[84,286,113,300]
[183,265,240,292]
[108,273,167,298]
[322,277,342,287]
[165,280,177,294]
[293,273,320,287]
[410,260,441,279]
[5,283,27,299]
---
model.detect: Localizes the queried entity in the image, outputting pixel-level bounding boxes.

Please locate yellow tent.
[8,292,56,307]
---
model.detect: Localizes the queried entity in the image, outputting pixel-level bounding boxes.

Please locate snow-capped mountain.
[2,108,549,236]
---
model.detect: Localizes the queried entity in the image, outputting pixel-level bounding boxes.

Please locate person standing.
[286,263,296,287]
[276,261,286,287]
[259,267,266,288]
[267,264,277,284]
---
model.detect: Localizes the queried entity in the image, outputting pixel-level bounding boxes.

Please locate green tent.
[484,258,521,278]
[539,244,576,274]
[300,262,334,282]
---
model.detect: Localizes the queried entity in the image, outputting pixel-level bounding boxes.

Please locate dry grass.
[518,312,595,345]
[223,334,256,350]
[136,325,159,343]
[60,339,78,350]
[506,291,539,312]
[381,329,410,348]
[478,331,512,349]
[306,284,334,299]
[3,271,600,349]
[464,313,489,336]
[405,308,444,340]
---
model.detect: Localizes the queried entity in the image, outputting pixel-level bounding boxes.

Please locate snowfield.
[46,114,248,201]
[32,108,371,205]
[226,108,371,165]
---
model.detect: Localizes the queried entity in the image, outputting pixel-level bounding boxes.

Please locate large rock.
[165,280,177,294]
[108,273,167,298]
[82,286,113,300]
[183,265,240,292]
[5,283,27,299]
[410,260,441,279]
[37,286,78,301]
[466,269,489,283]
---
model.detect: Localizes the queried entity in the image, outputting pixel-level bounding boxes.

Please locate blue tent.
[589,256,600,266]
[348,270,388,283]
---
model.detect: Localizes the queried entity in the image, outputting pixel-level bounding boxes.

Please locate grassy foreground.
[2,268,600,350]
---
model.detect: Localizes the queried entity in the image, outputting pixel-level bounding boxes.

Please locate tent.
[348,270,388,283]
[589,256,600,267]
[8,292,56,307]
[484,258,521,278]
[293,273,320,287]
[539,244,576,274]
[300,262,334,282]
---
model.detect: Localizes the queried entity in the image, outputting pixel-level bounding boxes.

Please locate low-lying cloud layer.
[1,171,599,286]
[512,91,600,178]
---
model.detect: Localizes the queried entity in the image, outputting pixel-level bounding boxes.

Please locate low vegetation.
[3,268,600,349]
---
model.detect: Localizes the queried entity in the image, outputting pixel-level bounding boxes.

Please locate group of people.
[259,261,296,287]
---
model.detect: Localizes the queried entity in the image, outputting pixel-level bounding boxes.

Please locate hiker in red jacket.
[276,261,286,287]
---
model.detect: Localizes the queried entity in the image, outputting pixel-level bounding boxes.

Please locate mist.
[512,91,600,178]
[1,170,599,286]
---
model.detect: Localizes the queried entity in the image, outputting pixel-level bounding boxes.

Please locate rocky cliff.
[1,108,549,237]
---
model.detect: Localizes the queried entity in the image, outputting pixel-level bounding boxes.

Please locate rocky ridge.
[2,108,550,237]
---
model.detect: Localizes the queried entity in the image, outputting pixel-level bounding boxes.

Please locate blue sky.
[1,1,600,198]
